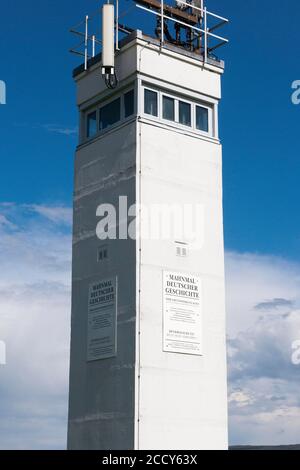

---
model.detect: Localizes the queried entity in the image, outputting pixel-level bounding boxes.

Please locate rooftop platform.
[73,29,225,79]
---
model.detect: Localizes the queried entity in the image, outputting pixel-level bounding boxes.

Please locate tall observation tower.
[68,0,229,450]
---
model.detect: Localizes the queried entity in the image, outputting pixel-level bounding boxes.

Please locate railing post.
[92,35,96,58]
[84,15,89,70]
[200,0,204,18]
[161,0,164,47]
[204,7,207,63]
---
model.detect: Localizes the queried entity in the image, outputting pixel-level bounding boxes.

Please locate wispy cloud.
[226,251,300,446]
[0,203,71,449]
[13,122,78,137]
[0,202,72,228]
[254,298,294,311]
[25,204,73,225]
[0,214,17,230]
[40,124,78,136]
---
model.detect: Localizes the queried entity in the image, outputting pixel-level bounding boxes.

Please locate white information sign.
[163,271,202,355]
[87,277,117,361]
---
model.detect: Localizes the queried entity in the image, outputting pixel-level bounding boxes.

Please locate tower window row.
[83,85,215,142]
[143,87,214,137]
[85,88,135,140]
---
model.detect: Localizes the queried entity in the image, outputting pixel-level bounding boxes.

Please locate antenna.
[101,2,118,89]
[70,1,228,73]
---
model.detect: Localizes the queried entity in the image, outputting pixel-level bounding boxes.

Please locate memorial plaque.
[163,271,202,355]
[87,277,117,361]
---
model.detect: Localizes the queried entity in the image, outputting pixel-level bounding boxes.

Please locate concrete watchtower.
[68,0,228,450]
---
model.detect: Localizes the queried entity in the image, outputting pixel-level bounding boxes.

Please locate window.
[124,89,134,118]
[98,246,108,262]
[99,97,121,131]
[87,111,97,138]
[82,87,137,142]
[175,242,188,257]
[196,105,209,133]
[179,101,191,127]
[163,96,175,121]
[144,89,158,116]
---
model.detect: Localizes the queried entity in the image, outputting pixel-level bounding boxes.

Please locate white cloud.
[0,203,71,449]
[41,124,78,136]
[225,251,300,446]
[1,204,300,449]
[13,122,78,137]
[0,214,16,230]
[228,390,255,408]
[225,251,300,336]
[25,204,73,225]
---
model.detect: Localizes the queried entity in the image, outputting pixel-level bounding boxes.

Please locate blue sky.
[1,0,300,259]
[0,0,300,449]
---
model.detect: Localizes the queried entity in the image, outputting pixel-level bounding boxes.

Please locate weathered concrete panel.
[137,120,228,449]
[68,121,137,450]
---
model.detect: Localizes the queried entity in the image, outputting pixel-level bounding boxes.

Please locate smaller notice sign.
[87,277,117,362]
[163,271,202,356]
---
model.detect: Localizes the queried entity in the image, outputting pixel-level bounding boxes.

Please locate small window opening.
[179,101,191,127]
[87,111,97,138]
[144,89,158,116]
[99,97,121,131]
[163,96,175,121]
[98,246,108,262]
[175,242,188,257]
[196,105,209,133]
[124,89,134,118]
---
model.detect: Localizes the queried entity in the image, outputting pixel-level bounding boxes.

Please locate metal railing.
[135,0,228,61]
[70,0,134,70]
[70,1,228,70]
[70,14,101,70]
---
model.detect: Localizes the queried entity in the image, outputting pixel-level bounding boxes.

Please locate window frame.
[83,86,136,142]
[178,98,192,128]
[99,95,121,132]
[144,88,159,118]
[195,104,210,134]
[142,85,214,138]
[97,244,109,263]
[85,108,98,140]
[162,93,176,122]
[123,88,135,119]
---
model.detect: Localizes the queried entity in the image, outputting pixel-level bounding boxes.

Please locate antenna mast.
[101,2,118,89]
[69,1,228,76]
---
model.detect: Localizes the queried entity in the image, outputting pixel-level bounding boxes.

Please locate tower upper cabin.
[70,0,228,146]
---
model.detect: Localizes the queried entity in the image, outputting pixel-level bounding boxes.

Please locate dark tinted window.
[179,101,191,126]
[124,89,134,118]
[196,105,209,132]
[87,111,97,138]
[144,89,158,116]
[99,98,121,130]
[163,96,175,121]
